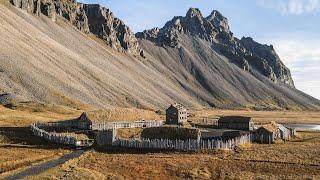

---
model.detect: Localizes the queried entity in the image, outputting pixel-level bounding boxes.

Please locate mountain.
[136,8,294,87]
[0,1,319,110]
[10,0,145,57]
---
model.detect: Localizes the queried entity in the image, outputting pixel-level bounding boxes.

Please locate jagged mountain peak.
[186,7,203,18]
[206,10,230,33]
[137,8,233,47]
[137,8,295,88]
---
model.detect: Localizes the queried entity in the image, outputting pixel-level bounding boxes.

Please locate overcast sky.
[81,0,320,100]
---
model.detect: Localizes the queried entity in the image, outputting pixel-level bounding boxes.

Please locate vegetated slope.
[0,2,319,110]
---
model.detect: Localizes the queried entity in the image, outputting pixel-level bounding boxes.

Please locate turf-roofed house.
[218,116,255,131]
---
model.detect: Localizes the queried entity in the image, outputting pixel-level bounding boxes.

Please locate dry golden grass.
[49,90,93,111]
[0,102,162,127]
[190,109,320,124]
[116,128,142,139]
[0,147,69,175]
[2,107,318,179]
[29,150,106,180]
[0,107,319,179]
[28,132,320,179]
[0,104,83,127]
[232,131,320,165]
[85,108,163,123]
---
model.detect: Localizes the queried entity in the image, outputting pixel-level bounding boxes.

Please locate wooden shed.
[218,116,255,131]
[166,103,188,125]
[254,124,280,144]
[76,112,93,130]
[278,123,292,140]
[201,129,247,140]
[95,129,117,146]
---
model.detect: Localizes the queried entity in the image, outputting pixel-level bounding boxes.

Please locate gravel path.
[4,150,85,180]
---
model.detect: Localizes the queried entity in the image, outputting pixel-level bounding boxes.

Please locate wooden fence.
[30,123,93,147]
[112,134,252,150]
[91,120,164,130]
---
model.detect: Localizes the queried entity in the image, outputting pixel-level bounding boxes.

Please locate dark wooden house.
[95,129,117,146]
[166,103,188,125]
[75,111,114,130]
[77,112,93,130]
[201,129,249,140]
[254,124,280,144]
[218,116,255,131]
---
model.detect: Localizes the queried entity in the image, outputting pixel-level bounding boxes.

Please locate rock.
[206,10,231,34]
[136,28,160,42]
[41,0,56,21]
[240,37,294,87]
[83,4,144,57]
[34,0,41,16]
[11,0,22,8]
[73,4,89,33]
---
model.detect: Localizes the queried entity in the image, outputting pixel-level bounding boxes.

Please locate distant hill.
[0,1,319,110]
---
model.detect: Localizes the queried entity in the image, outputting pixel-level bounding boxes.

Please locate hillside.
[0,1,199,109]
[0,1,320,110]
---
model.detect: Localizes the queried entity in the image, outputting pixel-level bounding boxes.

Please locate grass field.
[190,109,320,124]
[0,105,320,179]
[28,131,320,179]
[0,147,70,176]
[0,105,82,127]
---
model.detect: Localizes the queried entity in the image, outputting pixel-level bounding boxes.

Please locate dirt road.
[3,150,85,180]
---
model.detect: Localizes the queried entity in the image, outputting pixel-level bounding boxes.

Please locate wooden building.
[165,103,188,125]
[254,122,295,144]
[95,129,117,146]
[76,112,163,130]
[218,116,255,131]
[201,129,249,140]
[76,112,94,129]
[254,124,280,144]
[278,123,292,140]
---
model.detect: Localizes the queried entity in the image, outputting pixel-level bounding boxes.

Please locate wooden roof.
[218,116,252,123]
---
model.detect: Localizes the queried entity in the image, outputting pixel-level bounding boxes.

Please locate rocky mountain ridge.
[136,8,294,87]
[1,2,319,110]
[10,0,145,57]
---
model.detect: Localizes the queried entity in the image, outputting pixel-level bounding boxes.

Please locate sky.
[81,0,320,100]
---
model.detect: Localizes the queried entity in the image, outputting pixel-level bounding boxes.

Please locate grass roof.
[83,108,161,123]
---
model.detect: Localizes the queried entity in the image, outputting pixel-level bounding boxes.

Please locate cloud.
[270,38,320,99]
[259,0,320,15]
